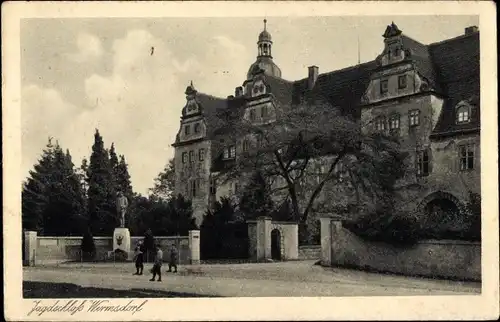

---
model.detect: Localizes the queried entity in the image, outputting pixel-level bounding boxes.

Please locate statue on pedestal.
[116,191,129,228]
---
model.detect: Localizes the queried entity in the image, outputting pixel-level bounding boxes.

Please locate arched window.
[456,104,471,124]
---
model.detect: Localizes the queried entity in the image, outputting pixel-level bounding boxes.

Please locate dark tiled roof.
[300,61,378,119]
[178,27,480,159]
[429,32,480,136]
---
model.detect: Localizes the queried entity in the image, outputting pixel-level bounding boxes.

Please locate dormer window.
[184,124,191,135]
[223,145,236,159]
[380,79,389,95]
[375,117,386,131]
[194,123,201,133]
[456,104,471,124]
[398,75,407,89]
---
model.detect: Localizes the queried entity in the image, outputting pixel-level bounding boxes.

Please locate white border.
[2,1,498,321]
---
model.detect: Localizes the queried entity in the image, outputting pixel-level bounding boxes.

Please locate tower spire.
[264,18,267,31]
[357,34,361,65]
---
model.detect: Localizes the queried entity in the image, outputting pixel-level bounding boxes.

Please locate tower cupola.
[247,19,282,79]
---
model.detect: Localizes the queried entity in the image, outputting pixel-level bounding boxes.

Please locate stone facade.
[172,21,480,230]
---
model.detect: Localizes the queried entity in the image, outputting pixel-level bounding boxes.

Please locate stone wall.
[28,234,197,265]
[321,218,481,281]
[298,245,321,260]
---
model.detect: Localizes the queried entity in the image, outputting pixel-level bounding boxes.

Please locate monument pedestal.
[113,228,131,260]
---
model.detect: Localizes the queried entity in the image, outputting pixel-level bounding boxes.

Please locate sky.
[21,15,479,195]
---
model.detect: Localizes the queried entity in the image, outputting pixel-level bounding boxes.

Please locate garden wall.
[298,245,321,260]
[31,235,192,265]
[321,218,481,281]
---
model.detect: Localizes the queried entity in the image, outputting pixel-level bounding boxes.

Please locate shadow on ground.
[23,281,220,298]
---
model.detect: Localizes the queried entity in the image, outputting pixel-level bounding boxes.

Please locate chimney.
[235,86,243,97]
[308,66,319,90]
[465,26,479,35]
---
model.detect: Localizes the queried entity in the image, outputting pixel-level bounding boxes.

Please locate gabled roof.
[401,35,441,92]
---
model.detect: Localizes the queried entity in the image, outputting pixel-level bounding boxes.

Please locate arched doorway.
[271,229,282,260]
[420,191,463,234]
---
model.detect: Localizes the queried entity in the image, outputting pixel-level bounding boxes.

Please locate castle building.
[172,21,480,228]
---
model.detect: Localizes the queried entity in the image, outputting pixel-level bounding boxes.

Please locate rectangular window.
[199,148,205,161]
[417,150,430,176]
[398,75,407,89]
[380,79,388,95]
[261,106,268,118]
[223,147,229,159]
[459,145,474,171]
[229,145,236,158]
[375,117,386,131]
[242,140,249,152]
[190,180,197,197]
[182,152,187,164]
[184,124,190,135]
[249,109,256,121]
[189,150,195,163]
[457,106,471,124]
[389,115,400,129]
[209,178,217,195]
[409,110,420,126]
[194,123,201,133]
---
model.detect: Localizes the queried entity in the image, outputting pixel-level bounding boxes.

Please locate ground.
[23,261,481,297]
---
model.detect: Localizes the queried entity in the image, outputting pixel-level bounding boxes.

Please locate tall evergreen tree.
[116,155,133,199]
[42,144,85,235]
[77,157,89,215]
[87,129,116,236]
[22,138,55,233]
[22,139,85,236]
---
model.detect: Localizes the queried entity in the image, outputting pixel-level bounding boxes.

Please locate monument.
[112,192,131,260]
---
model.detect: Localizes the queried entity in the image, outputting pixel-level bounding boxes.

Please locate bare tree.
[214,100,408,225]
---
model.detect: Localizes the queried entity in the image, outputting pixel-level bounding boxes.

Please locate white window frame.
[409,109,420,127]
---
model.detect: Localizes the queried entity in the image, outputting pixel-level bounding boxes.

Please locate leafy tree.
[150,158,175,200]
[239,170,275,220]
[87,129,116,236]
[167,194,197,234]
